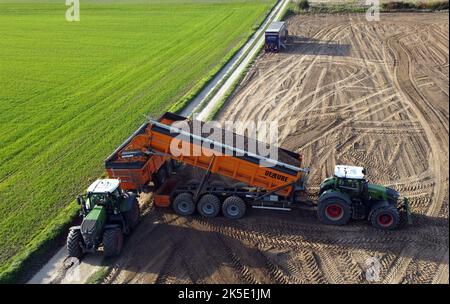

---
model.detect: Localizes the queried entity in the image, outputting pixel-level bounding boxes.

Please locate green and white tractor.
[67,179,140,258]
[317,165,411,230]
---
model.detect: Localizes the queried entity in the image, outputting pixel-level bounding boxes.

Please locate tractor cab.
[317,165,410,229]
[319,165,368,197]
[77,179,122,214]
[333,165,369,199]
[68,178,140,258]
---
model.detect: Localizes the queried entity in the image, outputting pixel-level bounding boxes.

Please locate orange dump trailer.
[105,112,309,219]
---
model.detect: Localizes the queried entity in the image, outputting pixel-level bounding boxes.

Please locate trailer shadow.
[106,207,447,283]
[285,36,351,56]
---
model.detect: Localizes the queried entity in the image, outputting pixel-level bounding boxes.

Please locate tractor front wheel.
[317,196,352,225]
[370,206,400,230]
[103,228,124,257]
[67,228,84,259]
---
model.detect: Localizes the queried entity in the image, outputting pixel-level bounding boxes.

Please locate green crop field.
[0,0,274,282]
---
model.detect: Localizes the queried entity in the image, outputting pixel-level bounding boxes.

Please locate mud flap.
[399,197,412,225]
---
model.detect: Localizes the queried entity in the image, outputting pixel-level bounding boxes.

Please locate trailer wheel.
[317,196,352,225]
[222,196,246,219]
[197,194,221,218]
[173,193,195,216]
[103,228,123,257]
[67,228,84,259]
[370,206,400,230]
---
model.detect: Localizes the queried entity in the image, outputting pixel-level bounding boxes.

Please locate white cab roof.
[266,21,286,33]
[87,179,120,193]
[334,165,365,179]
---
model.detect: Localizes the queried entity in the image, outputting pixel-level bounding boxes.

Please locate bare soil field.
[49,13,448,284]
[216,13,449,283]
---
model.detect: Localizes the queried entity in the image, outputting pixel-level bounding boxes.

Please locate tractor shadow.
[285,35,351,56]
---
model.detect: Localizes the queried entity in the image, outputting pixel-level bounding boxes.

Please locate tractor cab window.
[338,178,361,194]
[89,193,107,206]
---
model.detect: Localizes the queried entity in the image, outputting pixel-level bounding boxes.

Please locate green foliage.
[310,2,368,13]
[0,0,274,282]
[284,0,449,15]
[297,0,310,11]
[381,1,449,10]
[85,265,110,284]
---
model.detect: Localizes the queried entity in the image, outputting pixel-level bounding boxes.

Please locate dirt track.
[48,13,449,284]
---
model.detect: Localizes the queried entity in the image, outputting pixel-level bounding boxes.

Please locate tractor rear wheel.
[124,198,140,230]
[317,196,352,225]
[197,194,221,218]
[103,228,123,257]
[222,196,246,219]
[173,193,195,216]
[370,206,400,230]
[67,228,84,259]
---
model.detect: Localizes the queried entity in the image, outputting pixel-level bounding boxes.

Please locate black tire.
[67,228,84,259]
[172,193,195,216]
[103,228,123,257]
[197,194,221,218]
[370,206,400,230]
[222,196,246,219]
[317,196,352,225]
[123,198,140,230]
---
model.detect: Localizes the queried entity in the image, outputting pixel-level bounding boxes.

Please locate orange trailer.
[105,112,309,219]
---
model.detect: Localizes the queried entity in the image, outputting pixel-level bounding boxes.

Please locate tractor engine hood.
[81,205,107,250]
[368,184,399,202]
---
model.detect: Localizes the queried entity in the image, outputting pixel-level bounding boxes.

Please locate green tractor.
[67,179,140,258]
[317,165,411,230]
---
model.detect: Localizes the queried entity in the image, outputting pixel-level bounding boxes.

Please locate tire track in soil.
[215,13,448,284]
